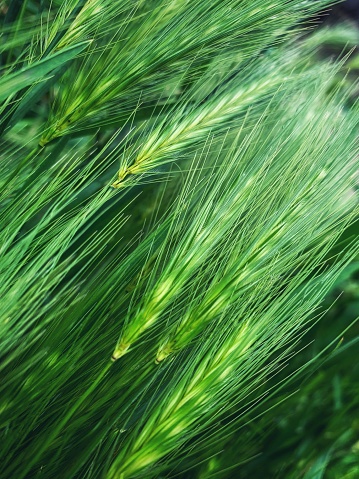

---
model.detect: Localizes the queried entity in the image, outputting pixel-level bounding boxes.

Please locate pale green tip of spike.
[111,343,130,361]
[155,342,174,364]
[111,167,130,189]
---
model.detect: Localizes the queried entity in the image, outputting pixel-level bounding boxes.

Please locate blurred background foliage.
[0,1,358,478]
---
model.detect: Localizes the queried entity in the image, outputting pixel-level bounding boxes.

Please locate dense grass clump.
[0,1,358,478]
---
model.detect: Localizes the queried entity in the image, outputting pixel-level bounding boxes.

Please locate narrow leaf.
[0,41,89,102]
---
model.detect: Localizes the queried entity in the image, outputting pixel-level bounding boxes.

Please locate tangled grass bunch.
[0,1,358,478]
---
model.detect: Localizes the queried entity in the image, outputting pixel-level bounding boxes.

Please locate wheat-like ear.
[110,44,331,189]
[1,2,358,479]
[37,0,337,145]
[111,72,358,363]
[105,75,358,476]
[108,251,356,479]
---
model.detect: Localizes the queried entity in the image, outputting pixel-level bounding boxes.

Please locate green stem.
[18,362,112,479]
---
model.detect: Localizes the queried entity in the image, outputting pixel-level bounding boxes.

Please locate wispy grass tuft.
[0,2,358,479]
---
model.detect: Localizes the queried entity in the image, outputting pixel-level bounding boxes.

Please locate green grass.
[0,1,358,478]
